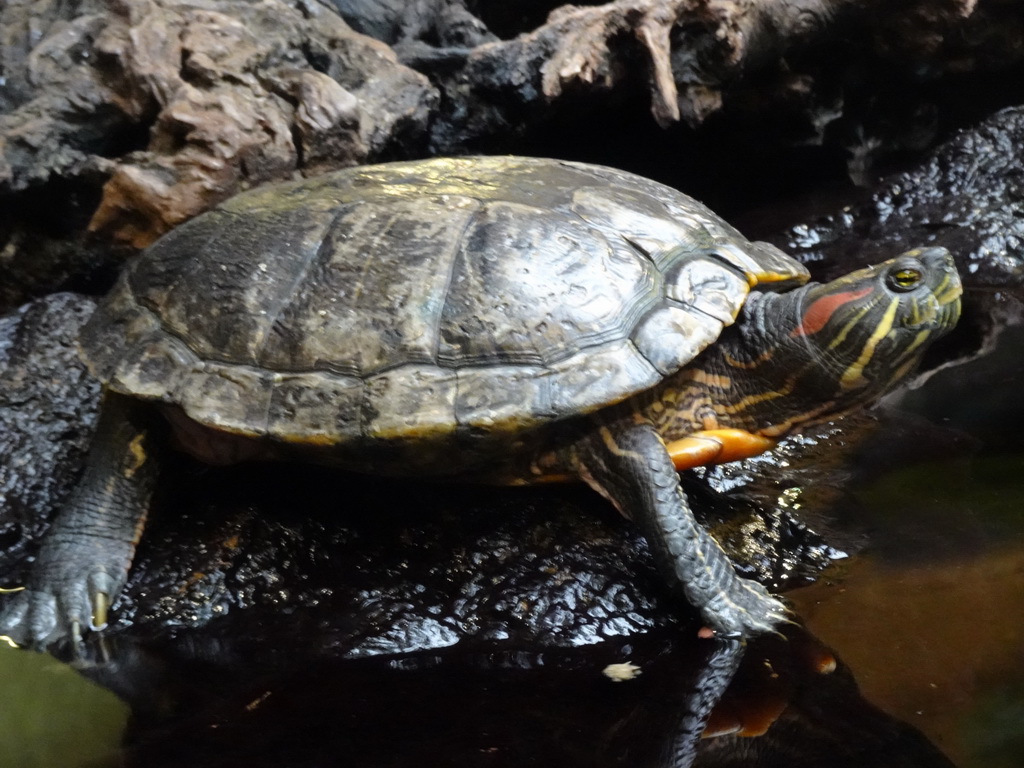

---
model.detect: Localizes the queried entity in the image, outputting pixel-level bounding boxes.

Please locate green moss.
[0,645,127,768]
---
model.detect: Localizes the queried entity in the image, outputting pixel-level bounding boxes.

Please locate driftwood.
[0,0,437,309]
[2,0,435,242]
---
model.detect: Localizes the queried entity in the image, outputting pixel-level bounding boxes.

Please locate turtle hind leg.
[573,419,789,638]
[0,392,160,651]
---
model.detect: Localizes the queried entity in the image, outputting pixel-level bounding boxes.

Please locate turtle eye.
[886,265,924,292]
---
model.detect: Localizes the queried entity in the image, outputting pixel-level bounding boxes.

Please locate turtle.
[0,156,962,649]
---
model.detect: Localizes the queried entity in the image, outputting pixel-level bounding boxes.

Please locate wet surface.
[767,106,1024,294]
[2,306,1022,766]
[3,105,1024,766]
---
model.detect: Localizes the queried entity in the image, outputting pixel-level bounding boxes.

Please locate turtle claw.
[700,579,792,639]
[90,591,110,631]
[0,588,62,651]
[0,593,30,647]
[0,569,124,651]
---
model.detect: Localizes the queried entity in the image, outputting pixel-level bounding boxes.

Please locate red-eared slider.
[0,156,962,648]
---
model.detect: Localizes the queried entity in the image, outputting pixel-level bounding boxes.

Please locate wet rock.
[0,293,99,578]
[776,106,1024,293]
[0,433,837,657]
[104,463,849,656]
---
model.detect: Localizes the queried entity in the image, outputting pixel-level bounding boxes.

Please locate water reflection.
[51,623,950,768]
[788,316,1024,768]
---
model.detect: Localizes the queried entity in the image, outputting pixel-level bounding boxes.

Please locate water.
[788,319,1024,768]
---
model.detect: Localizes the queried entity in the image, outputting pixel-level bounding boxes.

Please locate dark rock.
[0,293,99,578]
[775,106,1024,293]
[331,0,498,67]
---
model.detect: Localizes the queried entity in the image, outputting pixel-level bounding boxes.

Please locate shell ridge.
[252,204,356,366]
[618,234,659,267]
[117,277,208,398]
[428,198,482,366]
[625,336,669,390]
[129,211,240,343]
[436,200,538,368]
[666,295,743,328]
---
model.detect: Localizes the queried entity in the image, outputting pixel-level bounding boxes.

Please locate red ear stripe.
[790,286,874,338]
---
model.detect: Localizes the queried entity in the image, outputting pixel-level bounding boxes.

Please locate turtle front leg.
[0,392,159,650]
[572,419,788,637]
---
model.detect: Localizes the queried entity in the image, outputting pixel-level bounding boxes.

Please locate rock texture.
[4,1,1024,309]
[0,293,99,577]
[776,106,1024,293]
[1,0,436,308]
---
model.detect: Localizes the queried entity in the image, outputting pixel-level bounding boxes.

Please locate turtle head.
[789,247,961,395]
[718,247,961,436]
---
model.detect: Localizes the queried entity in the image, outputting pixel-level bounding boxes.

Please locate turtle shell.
[82,156,808,452]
